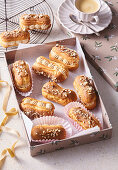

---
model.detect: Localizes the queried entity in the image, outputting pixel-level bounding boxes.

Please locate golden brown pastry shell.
[12,60,32,93]
[0,29,30,48]
[32,56,69,82]
[42,81,77,106]
[49,45,79,71]
[20,14,51,30]
[20,97,55,120]
[69,107,101,130]
[73,75,97,110]
[31,124,66,140]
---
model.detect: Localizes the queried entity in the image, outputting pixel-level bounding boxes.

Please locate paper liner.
[9,62,33,97]
[31,71,45,95]
[64,102,102,131]
[72,126,100,138]
[31,116,72,143]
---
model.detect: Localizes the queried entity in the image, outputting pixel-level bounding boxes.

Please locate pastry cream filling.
[23,99,52,110]
[2,39,29,46]
[41,24,49,29]
[16,40,21,44]
[35,24,40,29]
[21,39,29,43]
[16,39,29,44]
[1,41,14,46]
[29,25,35,29]
[23,24,49,30]
[7,41,14,46]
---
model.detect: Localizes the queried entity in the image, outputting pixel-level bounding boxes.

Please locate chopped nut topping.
[43,83,72,99]
[82,81,88,86]
[79,76,95,94]
[13,60,28,76]
[63,59,68,64]
[56,44,78,57]
[37,102,45,107]
[30,100,38,105]
[23,14,31,20]
[56,44,59,47]
[3,28,27,38]
[54,54,59,59]
[71,107,98,128]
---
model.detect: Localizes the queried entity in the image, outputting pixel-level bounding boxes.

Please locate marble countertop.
[0,0,118,170]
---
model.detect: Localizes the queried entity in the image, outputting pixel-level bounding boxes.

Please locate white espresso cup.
[74,0,101,24]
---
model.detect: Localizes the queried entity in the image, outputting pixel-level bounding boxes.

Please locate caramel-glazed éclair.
[31,124,66,140]
[20,97,55,120]
[73,75,97,110]
[20,14,51,31]
[0,28,30,48]
[42,81,77,106]
[49,44,79,71]
[69,107,101,129]
[12,60,32,93]
[32,56,69,82]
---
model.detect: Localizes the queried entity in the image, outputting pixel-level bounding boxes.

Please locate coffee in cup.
[75,0,99,14]
[74,0,101,24]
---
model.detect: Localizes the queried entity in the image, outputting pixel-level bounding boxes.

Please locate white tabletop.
[0,0,118,170]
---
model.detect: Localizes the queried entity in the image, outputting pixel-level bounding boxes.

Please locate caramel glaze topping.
[31,125,66,140]
[55,44,78,57]
[69,107,100,129]
[2,29,28,38]
[79,75,95,95]
[13,60,28,77]
[43,82,72,99]
[35,127,61,139]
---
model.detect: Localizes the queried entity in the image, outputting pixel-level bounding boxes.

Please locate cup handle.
[90,16,99,25]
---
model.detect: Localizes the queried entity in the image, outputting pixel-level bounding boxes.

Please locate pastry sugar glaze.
[20,97,55,120]
[42,81,77,106]
[31,124,66,140]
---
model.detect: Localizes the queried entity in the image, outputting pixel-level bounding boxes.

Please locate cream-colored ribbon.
[0,80,19,167]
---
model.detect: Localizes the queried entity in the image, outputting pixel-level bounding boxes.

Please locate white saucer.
[58,0,112,34]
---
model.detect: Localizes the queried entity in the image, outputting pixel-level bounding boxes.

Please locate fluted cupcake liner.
[31,116,72,143]
[9,62,33,97]
[64,102,102,131]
